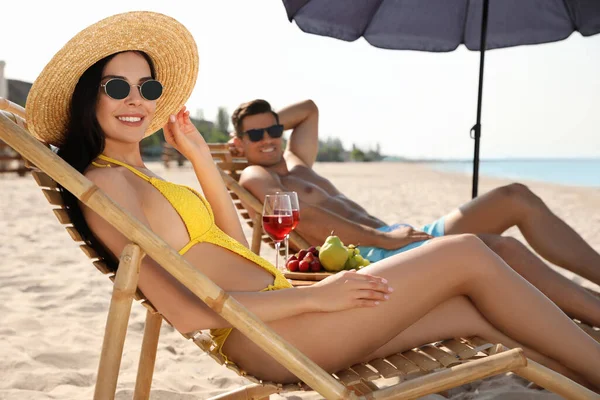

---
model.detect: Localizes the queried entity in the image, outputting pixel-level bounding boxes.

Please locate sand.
[0,161,598,399]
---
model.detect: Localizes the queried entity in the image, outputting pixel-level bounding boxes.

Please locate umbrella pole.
[471,0,490,198]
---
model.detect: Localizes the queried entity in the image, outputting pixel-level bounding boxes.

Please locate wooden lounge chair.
[0,98,27,176]
[1,99,599,400]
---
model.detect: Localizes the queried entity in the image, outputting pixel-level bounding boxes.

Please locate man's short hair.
[231,99,279,137]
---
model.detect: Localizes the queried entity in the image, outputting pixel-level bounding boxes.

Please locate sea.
[428,159,600,188]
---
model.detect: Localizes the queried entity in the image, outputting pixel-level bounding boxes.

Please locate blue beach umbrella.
[281,0,600,197]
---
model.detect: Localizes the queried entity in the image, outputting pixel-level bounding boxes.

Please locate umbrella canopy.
[283,0,600,51]
[282,0,600,197]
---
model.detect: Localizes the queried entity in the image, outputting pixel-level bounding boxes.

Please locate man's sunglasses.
[100,78,163,101]
[244,124,284,142]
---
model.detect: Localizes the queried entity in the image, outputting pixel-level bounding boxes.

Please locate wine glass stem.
[285,235,289,261]
[275,242,280,272]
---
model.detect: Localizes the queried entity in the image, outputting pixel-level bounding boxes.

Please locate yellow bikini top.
[91,154,292,290]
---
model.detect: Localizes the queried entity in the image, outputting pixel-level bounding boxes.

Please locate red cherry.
[309,259,321,272]
[298,260,311,272]
[303,252,315,263]
[307,246,317,254]
[298,250,308,260]
[287,255,298,263]
[287,260,300,272]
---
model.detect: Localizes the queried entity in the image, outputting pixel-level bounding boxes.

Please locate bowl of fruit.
[284,234,371,284]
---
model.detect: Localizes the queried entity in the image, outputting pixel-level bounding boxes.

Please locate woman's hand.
[163,106,209,162]
[306,270,393,312]
[381,226,433,250]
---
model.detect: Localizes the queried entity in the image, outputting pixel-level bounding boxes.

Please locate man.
[229,99,600,325]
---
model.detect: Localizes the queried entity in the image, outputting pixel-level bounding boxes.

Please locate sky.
[2,1,599,160]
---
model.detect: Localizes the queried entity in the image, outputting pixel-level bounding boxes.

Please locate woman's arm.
[163,108,248,247]
[157,267,392,333]
[230,270,391,323]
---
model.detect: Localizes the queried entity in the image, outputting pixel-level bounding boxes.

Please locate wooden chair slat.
[93,261,112,275]
[80,244,100,259]
[282,383,303,392]
[242,374,261,385]
[349,363,379,381]
[235,202,245,210]
[240,211,250,220]
[385,354,422,375]
[211,153,230,162]
[214,161,248,172]
[257,381,281,390]
[348,381,378,395]
[208,143,230,151]
[466,336,490,348]
[207,351,227,366]
[32,171,59,189]
[420,344,461,367]
[141,300,159,314]
[334,368,362,386]
[0,154,25,162]
[53,209,72,224]
[400,350,442,372]
[440,339,478,359]
[65,226,84,242]
[0,99,26,118]
[191,331,214,353]
[43,189,64,205]
[366,358,401,379]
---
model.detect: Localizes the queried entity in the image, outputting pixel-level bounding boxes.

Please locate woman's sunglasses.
[244,124,284,142]
[100,78,163,101]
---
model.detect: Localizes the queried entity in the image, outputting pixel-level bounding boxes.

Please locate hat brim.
[26,11,199,147]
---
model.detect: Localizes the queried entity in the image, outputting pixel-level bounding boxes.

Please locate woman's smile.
[116,113,145,127]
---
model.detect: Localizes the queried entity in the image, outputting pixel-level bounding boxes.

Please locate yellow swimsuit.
[93,155,292,361]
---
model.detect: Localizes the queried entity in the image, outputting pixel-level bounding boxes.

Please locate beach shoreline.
[0,161,598,399]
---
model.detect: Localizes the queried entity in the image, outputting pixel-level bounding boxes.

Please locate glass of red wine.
[262,194,294,272]
[276,191,300,262]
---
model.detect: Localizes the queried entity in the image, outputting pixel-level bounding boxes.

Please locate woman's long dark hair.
[57,51,156,272]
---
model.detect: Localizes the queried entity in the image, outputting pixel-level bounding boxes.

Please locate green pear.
[319,235,349,272]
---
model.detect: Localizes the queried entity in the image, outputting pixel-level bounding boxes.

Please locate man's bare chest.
[277,167,339,204]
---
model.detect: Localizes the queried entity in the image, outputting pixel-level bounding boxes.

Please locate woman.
[26,12,600,391]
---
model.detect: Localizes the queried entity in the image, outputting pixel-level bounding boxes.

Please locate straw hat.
[26,11,199,146]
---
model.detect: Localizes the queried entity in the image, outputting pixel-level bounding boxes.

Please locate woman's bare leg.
[225,235,600,386]
[367,296,589,387]
[478,234,600,326]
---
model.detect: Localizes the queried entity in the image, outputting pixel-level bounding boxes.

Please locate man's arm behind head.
[279,100,319,169]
